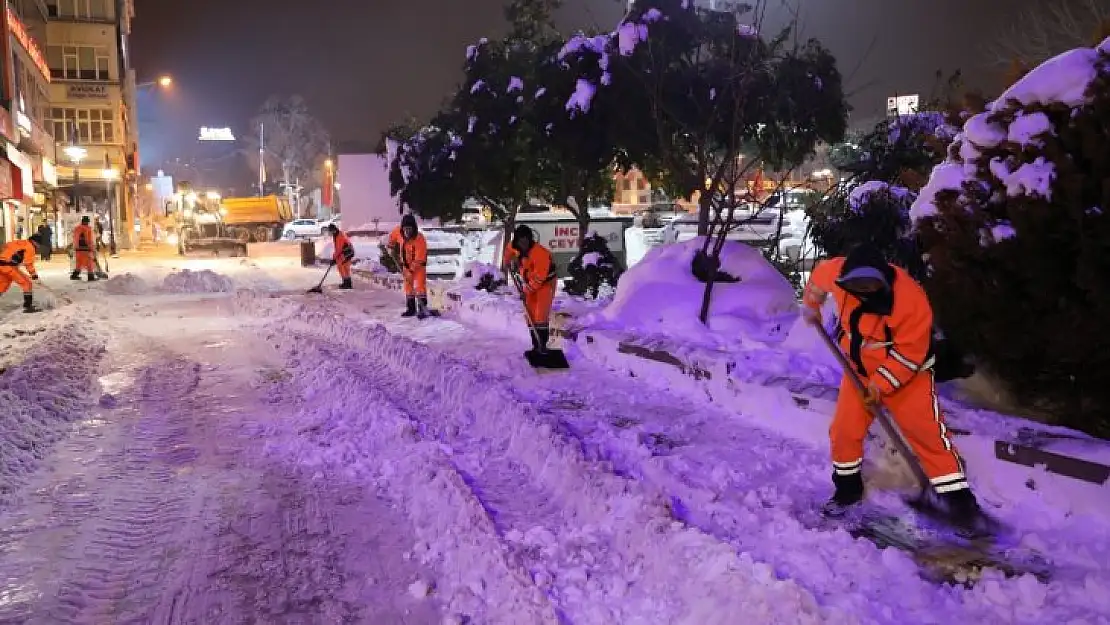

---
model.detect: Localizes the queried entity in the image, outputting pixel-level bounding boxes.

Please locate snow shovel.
[808,317,937,507]
[307,263,333,294]
[509,270,569,369]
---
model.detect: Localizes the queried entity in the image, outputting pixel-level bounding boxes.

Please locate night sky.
[131,0,1038,171]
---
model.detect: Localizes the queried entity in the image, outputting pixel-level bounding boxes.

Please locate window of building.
[47,45,111,80]
[47,0,110,20]
[49,107,115,144]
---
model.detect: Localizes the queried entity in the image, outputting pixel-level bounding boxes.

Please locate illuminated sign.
[5,8,51,83]
[198,126,235,141]
[886,94,920,117]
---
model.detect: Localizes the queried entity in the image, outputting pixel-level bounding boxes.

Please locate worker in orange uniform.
[326,223,355,289]
[0,238,41,313]
[71,216,98,282]
[508,225,557,358]
[392,214,430,318]
[802,244,979,524]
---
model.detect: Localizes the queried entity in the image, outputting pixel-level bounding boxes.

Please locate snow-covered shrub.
[459,261,505,293]
[809,181,926,278]
[563,232,624,299]
[378,241,400,273]
[911,38,1110,436]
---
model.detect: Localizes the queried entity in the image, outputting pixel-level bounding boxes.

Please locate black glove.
[329,259,337,266]
[31,274,39,281]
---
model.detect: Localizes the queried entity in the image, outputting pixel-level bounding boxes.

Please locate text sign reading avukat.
[198,127,235,141]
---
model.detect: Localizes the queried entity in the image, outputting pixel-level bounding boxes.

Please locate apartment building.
[0,0,59,243]
[44,0,138,249]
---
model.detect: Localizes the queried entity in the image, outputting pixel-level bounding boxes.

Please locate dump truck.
[219,195,294,243]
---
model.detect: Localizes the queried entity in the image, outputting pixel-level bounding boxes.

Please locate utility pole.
[258,122,265,196]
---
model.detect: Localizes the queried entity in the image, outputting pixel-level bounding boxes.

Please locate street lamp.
[137,75,173,90]
[64,144,87,224]
[104,167,119,256]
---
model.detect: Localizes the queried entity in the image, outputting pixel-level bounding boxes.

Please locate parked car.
[282,218,327,239]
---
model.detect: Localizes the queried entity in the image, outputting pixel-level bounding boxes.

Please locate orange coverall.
[399,233,428,297]
[73,223,96,274]
[803,256,968,495]
[508,242,557,325]
[0,240,38,294]
[332,230,355,280]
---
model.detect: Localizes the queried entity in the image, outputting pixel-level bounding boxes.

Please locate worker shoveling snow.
[160,269,236,294]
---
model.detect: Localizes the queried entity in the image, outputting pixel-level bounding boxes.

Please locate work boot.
[416,296,428,319]
[22,292,39,313]
[70,270,81,281]
[401,297,417,317]
[87,272,98,282]
[338,277,353,290]
[536,325,551,353]
[939,488,981,529]
[822,471,864,517]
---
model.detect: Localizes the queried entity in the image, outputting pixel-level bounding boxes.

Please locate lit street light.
[137,75,173,90]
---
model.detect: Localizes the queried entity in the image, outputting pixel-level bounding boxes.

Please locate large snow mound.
[105,273,150,295]
[586,238,798,345]
[160,269,235,293]
[911,36,1110,223]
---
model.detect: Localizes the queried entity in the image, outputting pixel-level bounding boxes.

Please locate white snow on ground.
[0,254,1108,623]
[584,237,799,347]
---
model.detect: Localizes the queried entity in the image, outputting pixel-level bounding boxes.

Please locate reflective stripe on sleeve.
[876,365,901,389]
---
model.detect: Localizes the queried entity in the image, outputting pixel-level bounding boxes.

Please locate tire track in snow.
[240,293,840,624]
[0,348,198,624]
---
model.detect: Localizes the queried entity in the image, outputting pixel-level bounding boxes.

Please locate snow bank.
[456,261,503,290]
[104,273,150,295]
[0,322,104,509]
[584,238,798,347]
[160,269,236,293]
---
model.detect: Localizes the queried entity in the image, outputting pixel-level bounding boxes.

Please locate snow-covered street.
[0,256,1107,624]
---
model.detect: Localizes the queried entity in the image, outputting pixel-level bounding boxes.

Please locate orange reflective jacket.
[514,242,556,294]
[0,240,37,277]
[74,223,95,252]
[401,233,427,270]
[333,231,355,263]
[804,256,934,396]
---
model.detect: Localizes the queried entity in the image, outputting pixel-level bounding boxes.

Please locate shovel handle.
[808,317,935,497]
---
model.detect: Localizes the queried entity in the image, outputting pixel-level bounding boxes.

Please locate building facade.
[0,0,60,244]
[43,0,137,249]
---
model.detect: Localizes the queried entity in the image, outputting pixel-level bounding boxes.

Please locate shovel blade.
[306,286,324,294]
[525,349,570,369]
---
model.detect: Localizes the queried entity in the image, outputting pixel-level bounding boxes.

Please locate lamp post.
[136,75,173,90]
[104,166,119,256]
[64,144,87,245]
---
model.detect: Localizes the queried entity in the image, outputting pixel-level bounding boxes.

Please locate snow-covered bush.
[584,238,797,346]
[809,181,926,278]
[563,232,624,299]
[911,38,1110,436]
[459,261,506,293]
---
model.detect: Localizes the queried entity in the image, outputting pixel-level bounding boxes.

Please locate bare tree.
[987,0,1110,67]
[243,95,331,215]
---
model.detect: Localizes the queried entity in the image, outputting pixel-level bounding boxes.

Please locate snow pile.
[0,322,103,509]
[104,273,150,295]
[583,238,798,346]
[911,36,1110,223]
[160,269,236,294]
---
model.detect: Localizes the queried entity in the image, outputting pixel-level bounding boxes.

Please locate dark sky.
[132,0,1037,169]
